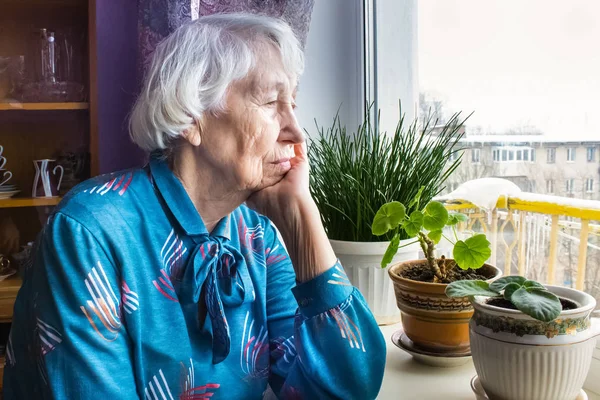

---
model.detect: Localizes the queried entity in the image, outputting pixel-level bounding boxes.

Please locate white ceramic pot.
[330,239,420,325]
[469,285,600,400]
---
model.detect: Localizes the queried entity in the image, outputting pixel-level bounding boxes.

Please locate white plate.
[470,375,588,400]
[0,190,20,199]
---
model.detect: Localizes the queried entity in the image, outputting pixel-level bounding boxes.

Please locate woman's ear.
[182,122,202,147]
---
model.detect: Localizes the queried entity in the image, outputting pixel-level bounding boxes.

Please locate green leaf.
[510,287,562,322]
[490,276,527,292]
[503,282,521,300]
[523,280,545,290]
[372,202,406,236]
[452,234,491,270]
[447,213,468,226]
[423,201,449,231]
[403,211,424,237]
[408,186,425,210]
[445,280,499,298]
[428,229,443,244]
[381,234,400,269]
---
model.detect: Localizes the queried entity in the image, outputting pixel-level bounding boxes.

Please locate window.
[546,179,555,194]
[449,151,459,162]
[523,149,529,161]
[508,150,514,161]
[516,150,522,161]
[502,149,508,161]
[528,180,536,192]
[531,148,536,162]
[547,148,556,164]
[492,149,500,162]
[566,179,575,194]
[587,147,596,162]
[567,147,576,162]
[471,148,480,163]
[585,178,594,193]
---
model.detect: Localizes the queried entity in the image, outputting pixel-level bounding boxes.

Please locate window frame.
[547,147,556,164]
[566,178,575,194]
[567,147,576,162]
[546,179,555,194]
[587,146,596,162]
[471,148,481,164]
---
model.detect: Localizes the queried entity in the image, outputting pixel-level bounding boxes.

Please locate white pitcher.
[32,159,63,197]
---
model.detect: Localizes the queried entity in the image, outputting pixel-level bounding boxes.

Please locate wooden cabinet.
[0,0,142,392]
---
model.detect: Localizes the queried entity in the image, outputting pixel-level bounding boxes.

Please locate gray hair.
[129,13,305,153]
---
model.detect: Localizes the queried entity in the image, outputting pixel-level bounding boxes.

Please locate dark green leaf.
[445,280,499,298]
[428,229,443,244]
[523,280,545,290]
[452,234,491,270]
[381,234,400,269]
[423,201,449,231]
[490,276,527,292]
[503,282,521,300]
[403,211,424,237]
[510,288,562,322]
[447,212,468,226]
[372,202,406,236]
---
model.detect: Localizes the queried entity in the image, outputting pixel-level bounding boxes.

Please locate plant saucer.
[470,375,588,400]
[391,328,472,367]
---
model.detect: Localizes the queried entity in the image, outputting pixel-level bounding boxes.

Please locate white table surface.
[378,323,600,400]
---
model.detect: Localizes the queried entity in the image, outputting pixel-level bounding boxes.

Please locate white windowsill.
[379,323,600,399]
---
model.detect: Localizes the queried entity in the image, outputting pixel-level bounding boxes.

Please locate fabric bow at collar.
[148,157,254,364]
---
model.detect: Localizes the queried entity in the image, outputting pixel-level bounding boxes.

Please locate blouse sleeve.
[3,212,138,399]
[262,218,386,400]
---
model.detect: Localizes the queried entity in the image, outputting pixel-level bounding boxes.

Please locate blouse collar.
[149,156,231,242]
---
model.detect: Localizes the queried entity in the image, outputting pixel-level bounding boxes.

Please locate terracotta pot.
[388,260,501,353]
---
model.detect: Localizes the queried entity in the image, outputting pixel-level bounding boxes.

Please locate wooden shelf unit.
[0,102,89,111]
[0,276,22,323]
[0,197,62,209]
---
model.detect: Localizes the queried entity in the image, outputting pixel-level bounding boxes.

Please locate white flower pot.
[330,239,420,325]
[470,285,600,400]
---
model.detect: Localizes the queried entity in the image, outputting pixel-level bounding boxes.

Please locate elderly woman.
[4,13,386,400]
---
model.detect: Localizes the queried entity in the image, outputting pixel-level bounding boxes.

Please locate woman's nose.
[279,108,304,144]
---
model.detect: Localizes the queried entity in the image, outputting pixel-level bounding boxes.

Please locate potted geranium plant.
[372,196,501,356]
[308,105,466,325]
[446,276,600,400]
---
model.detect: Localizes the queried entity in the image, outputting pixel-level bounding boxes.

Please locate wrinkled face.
[198,44,304,193]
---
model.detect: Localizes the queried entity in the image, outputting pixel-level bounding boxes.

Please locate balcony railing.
[440,193,600,306]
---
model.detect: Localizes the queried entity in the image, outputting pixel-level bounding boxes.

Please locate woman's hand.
[247,143,311,220]
[247,144,336,282]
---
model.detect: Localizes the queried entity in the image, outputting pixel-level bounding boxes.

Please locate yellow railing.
[441,193,600,295]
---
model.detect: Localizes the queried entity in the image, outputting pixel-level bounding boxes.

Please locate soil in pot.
[486,297,579,311]
[399,259,492,283]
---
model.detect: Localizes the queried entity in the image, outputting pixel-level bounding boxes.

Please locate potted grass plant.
[308,105,467,324]
[447,277,600,399]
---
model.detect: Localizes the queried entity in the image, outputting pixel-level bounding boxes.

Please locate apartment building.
[446,134,600,200]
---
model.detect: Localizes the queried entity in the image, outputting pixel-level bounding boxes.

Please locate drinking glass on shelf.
[19,27,85,103]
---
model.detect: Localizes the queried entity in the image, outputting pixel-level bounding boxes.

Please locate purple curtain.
[137,0,315,77]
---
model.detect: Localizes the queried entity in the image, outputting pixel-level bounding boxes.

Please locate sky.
[419,0,600,139]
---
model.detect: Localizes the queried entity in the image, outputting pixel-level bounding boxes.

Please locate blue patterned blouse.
[3,157,386,399]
